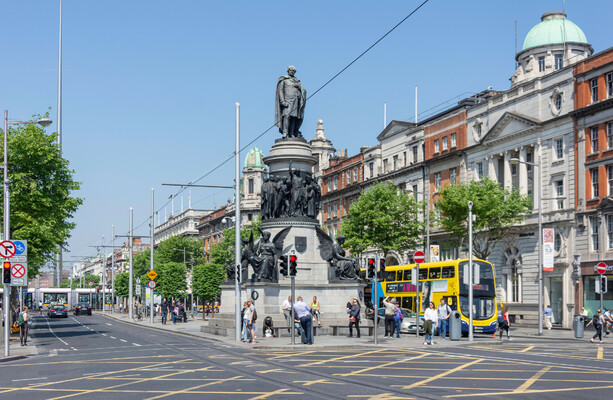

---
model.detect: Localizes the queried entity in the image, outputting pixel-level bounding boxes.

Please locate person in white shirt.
[281,296,292,333]
[423,302,438,345]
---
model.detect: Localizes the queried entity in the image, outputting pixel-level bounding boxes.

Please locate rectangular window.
[609,166,613,196]
[333,176,338,190]
[591,78,599,103]
[451,133,457,147]
[592,168,600,198]
[554,54,563,70]
[555,180,564,209]
[412,146,418,162]
[434,140,440,153]
[393,155,398,170]
[477,162,484,180]
[511,164,517,176]
[403,152,407,167]
[333,202,338,218]
[248,178,254,194]
[346,170,351,185]
[442,137,448,151]
[608,215,613,249]
[326,179,331,193]
[555,138,564,159]
[538,56,545,72]
[327,203,331,220]
[434,172,441,190]
[383,159,388,173]
[353,167,358,182]
[412,184,418,201]
[369,162,374,178]
[450,168,457,184]
[526,152,533,172]
[608,73,613,98]
[247,213,253,221]
[591,126,599,153]
[609,123,613,149]
[591,216,600,251]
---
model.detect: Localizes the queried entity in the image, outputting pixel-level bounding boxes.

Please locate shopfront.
[580,263,613,315]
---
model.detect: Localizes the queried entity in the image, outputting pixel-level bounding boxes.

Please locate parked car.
[74,302,92,316]
[366,307,425,334]
[48,302,68,318]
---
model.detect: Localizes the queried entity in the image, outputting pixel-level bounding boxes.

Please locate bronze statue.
[250,227,291,282]
[275,66,306,138]
[226,236,254,281]
[315,228,360,280]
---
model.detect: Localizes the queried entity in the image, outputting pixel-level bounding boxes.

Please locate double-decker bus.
[370,258,498,334]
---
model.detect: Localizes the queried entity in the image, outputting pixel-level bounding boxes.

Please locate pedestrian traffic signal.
[289,254,298,276]
[3,262,10,284]
[367,258,375,279]
[602,275,608,294]
[379,259,386,279]
[279,255,288,276]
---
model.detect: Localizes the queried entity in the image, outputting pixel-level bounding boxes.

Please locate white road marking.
[112,374,141,378]
[110,336,116,339]
[48,349,58,357]
[102,333,107,336]
[71,347,77,351]
[106,323,112,326]
[44,318,69,346]
[133,343,141,346]
[82,372,100,376]
[13,377,47,382]
[120,339,127,343]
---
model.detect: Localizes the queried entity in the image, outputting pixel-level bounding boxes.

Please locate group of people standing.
[281,296,321,344]
[159,298,187,325]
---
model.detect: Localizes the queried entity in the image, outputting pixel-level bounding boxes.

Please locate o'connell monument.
[211,67,364,337]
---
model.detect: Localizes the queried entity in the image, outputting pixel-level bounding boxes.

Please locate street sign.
[147,270,157,280]
[596,262,607,275]
[88,281,93,287]
[136,285,142,295]
[147,280,157,289]
[9,262,27,286]
[413,251,425,264]
[11,264,25,279]
[0,241,16,258]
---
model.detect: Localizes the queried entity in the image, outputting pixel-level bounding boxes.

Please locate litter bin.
[574,315,584,338]
[449,310,462,341]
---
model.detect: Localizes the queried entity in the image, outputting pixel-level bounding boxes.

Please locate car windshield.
[77,303,90,307]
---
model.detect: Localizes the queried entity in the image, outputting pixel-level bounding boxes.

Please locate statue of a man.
[332,235,359,280]
[275,66,306,138]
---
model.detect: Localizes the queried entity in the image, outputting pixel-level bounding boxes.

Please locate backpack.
[394,308,403,321]
[252,308,258,322]
[497,314,504,324]
[17,314,24,326]
[593,315,601,327]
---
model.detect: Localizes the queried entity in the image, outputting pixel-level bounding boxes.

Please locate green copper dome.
[244,146,266,168]
[522,11,587,51]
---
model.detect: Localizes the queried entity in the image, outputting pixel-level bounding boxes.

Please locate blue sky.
[0,1,610,267]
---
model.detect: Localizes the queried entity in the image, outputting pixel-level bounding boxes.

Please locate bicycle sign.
[147,280,157,289]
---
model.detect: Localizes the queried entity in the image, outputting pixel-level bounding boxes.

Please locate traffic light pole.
[290,275,295,346]
[3,111,10,357]
[601,275,604,312]
[373,255,378,346]
[468,201,474,342]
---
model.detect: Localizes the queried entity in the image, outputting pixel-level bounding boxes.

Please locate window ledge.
[587,152,600,157]
[603,148,613,156]
[587,197,600,203]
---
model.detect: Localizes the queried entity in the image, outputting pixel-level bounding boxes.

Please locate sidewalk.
[0,332,38,362]
[100,311,590,350]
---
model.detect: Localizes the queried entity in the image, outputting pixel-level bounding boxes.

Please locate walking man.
[382,297,397,338]
[293,296,312,345]
[437,299,451,339]
[281,296,292,333]
[161,298,168,325]
[544,305,553,330]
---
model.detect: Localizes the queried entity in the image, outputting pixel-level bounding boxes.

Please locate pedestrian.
[393,304,403,338]
[346,300,352,314]
[437,299,451,339]
[18,306,29,346]
[161,298,168,325]
[171,300,178,325]
[293,296,313,345]
[213,301,219,317]
[580,306,588,317]
[282,296,292,333]
[586,309,605,344]
[382,296,396,338]
[247,300,256,344]
[205,302,210,318]
[242,302,251,342]
[310,296,321,326]
[348,299,361,338]
[178,302,186,323]
[544,305,553,330]
[498,305,511,341]
[423,302,437,345]
[603,309,612,335]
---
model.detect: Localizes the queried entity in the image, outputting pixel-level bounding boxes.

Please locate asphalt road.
[0,314,611,399]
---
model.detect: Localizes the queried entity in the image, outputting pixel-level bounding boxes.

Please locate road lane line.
[102,334,107,336]
[133,343,141,346]
[120,339,127,343]
[44,318,69,346]
[520,346,534,353]
[401,358,483,390]
[597,347,603,359]
[110,336,116,339]
[514,366,551,392]
[13,377,47,382]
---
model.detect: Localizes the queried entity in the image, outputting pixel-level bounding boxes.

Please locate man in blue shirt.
[293,296,312,345]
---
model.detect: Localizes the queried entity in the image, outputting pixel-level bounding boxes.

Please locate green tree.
[341,181,424,259]
[208,217,261,267]
[114,272,131,298]
[1,113,83,277]
[59,278,79,289]
[83,273,100,288]
[192,263,225,318]
[436,177,532,259]
[156,262,187,299]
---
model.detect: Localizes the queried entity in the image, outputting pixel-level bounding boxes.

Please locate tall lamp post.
[3,112,52,356]
[509,156,543,336]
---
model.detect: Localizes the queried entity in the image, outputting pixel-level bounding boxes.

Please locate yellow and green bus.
[368,258,498,334]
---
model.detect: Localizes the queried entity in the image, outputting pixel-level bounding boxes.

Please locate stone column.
[488,156,498,182]
[503,151,512,189]
[519,146,528,195]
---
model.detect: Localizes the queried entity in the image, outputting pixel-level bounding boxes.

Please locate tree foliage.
[59,278,79,289]
[208,217,260,268]
[436,177,532,259]
[114,272,132,298]
[192,263,225,301]
[1,114,83,277]
[341,181,425,259]
[156,261,187,299]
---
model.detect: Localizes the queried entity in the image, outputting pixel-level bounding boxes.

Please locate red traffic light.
[290,255,297,263]
[3,262,10,270]
[368,258,375,266]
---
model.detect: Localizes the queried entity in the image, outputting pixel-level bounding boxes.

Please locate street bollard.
[574,315,584,338]
[449,310,462,341]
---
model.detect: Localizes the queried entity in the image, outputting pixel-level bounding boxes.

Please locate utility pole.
[129,208,134,320]
[150,188,155,324]
[468,201,474,342]
[111,225,115,313]
[234,103,241,343]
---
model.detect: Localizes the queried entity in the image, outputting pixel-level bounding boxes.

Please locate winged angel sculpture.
[315,227,360,280]
[249,227,291,282]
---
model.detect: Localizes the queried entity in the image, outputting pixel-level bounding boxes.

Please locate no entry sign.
[11,264,25,279]
[596,262,608,275]
[414,251,425,264]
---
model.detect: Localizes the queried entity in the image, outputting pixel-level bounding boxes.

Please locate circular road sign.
[147,280,157,289]
[88,281,94,287]
[11,264,25,279]
[0,241,16,259]
[414,250,426,264]
[596,262,607,275]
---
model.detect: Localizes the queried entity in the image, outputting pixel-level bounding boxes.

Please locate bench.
[271,325,322,337]
[330,324,374,336]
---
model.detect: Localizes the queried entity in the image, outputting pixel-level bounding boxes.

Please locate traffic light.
[289,254,298,276]
[367,258,375,279]
[602,276,608,294]
[379,259,386,279]
[279,256,288,276]
[3,262,10,284]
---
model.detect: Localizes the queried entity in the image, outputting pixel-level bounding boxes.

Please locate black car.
[74,302,92,316]
[48,303,68,318]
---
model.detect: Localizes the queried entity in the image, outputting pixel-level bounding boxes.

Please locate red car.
[74,302,92,316]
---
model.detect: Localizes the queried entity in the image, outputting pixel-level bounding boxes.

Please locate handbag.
[349,317,356,322]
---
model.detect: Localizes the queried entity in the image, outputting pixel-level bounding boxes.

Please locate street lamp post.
[3,111,52,356]
[510,156,543,336]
